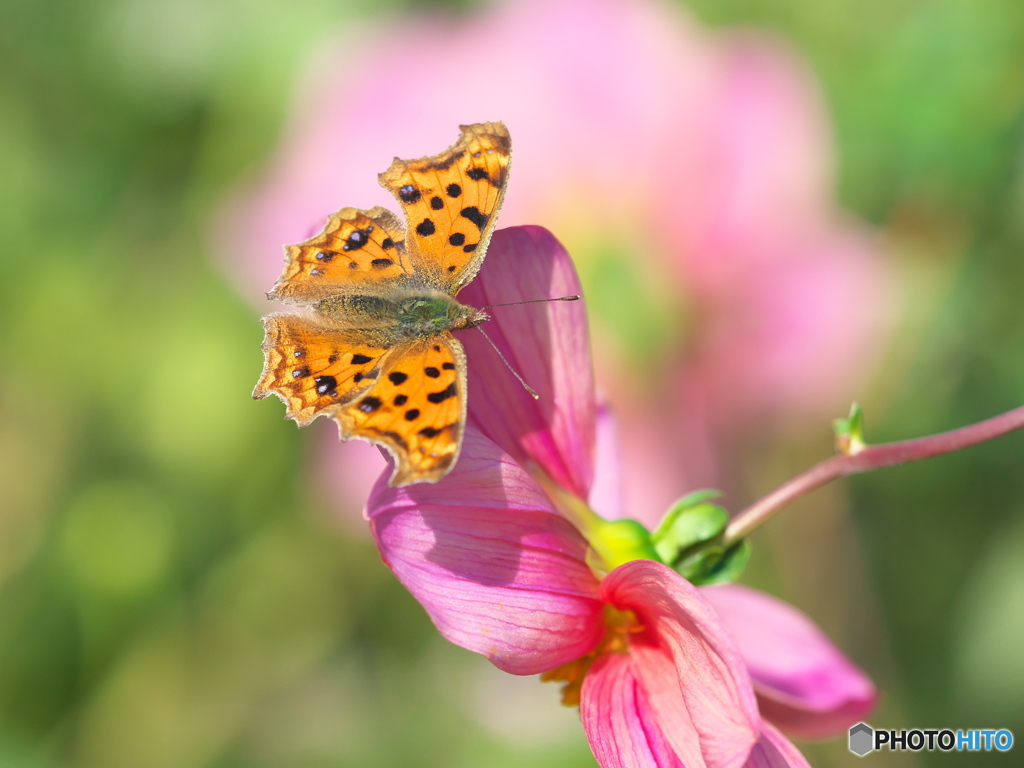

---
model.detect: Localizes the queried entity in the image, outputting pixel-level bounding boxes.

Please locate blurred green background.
[2,0,1023,766]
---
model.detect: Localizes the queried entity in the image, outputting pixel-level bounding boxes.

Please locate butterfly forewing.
[254,314,393,426]
[379,122,511,292]
[333,335,467,485]
[269,206,412,304]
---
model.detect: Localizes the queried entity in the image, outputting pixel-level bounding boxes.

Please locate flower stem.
[723,404,1024,546]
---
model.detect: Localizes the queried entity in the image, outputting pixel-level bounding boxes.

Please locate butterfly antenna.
[473,325,540,400]
[478,295,580,310]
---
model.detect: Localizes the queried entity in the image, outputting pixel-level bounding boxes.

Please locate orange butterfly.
[254,123,511,485]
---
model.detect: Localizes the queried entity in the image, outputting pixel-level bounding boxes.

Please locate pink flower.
[216,0,894,522]
[366,226,871,765]
[370,426,767,767]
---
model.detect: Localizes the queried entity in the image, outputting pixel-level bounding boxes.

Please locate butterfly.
[254,122,511,486]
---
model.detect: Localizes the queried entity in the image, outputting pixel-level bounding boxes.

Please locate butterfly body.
[254,122,511,486]
[310,284,488,346]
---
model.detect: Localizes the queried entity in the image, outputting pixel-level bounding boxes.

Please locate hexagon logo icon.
[849,722,874,757]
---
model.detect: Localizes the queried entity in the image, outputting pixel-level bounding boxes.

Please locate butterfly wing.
[333,334,467,486]
[258,124,508,486]
[268,206,414,305]
[378,122,511,293]
[253,314,393,426]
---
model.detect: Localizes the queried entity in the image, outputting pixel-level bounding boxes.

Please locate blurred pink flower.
[217,0,892,523]
[365,226,869,765]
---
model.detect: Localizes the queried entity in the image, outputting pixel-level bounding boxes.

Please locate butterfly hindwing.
[379,122,511,292]
[333,334,467,486]
[254,314,392,426]
[269,206,412,304]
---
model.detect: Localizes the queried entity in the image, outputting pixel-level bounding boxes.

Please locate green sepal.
[833,402,866,455]
[588,518,663,572]
[685,539,752,585]
[652,491,728,564]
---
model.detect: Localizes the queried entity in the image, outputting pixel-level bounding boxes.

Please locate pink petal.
[580,631,806,768]
[742,722,811,768]
[459,226,596,501]
[581,652,685,768]
[602,561,760,768]
[701,584,877,738]
[366,427,603,674]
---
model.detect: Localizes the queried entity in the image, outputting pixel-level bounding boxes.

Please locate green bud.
[652,491,728,564]
[834,402,866,455]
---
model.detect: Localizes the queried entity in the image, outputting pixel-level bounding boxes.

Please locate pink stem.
[723,404,1024,546]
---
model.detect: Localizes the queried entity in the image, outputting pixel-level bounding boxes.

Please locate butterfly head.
[450,302,489,331]
[388,291,488,339]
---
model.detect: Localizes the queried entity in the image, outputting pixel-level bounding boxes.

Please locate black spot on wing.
[427,382,457,404]
[467,167,489,181]
[389,371,408,385]
[399,185,421,204]
[315,376,338,396]
[442,362,455,370]
[371,258,395,269]
[381,238,395,250]
[449,233,465,246]
[446,183,462,198]
[424,367,440,378]
[416,219,436,236]
[351,353,373,365]
[358,396,382,413]
[404,409,421,421]
[343,227,374,251]
[394,394,408,406]
[419,426,443,438]
[430,196,444,210]
[460,207,488,230]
